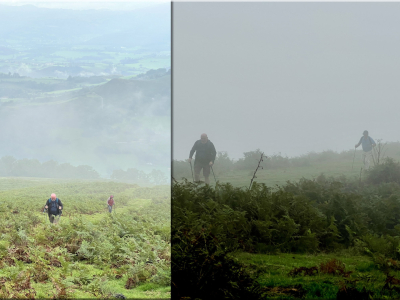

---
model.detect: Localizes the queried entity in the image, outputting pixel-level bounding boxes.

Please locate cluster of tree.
[111,168,168,185]
[136,68,171,80]
[0,156,169,185]
[172,158,400,298]
[0,74,110,99]
[0,156,99,179]
[0,72,22,78]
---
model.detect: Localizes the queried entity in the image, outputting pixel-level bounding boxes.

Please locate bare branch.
[249,152,266,190]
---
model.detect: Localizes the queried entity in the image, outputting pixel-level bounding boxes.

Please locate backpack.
[47,198,60,214]
[196,140,214,161]
[48,198,59,205]
[363,136,374,148]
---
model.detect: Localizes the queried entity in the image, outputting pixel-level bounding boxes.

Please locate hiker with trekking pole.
[188,133,217,185]
[355,130,376,170]
[107,195,115,213]
[43,193,63,224]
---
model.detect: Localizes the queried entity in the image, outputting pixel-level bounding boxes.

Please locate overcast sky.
[0,0,166,10]
[173,2,400,161]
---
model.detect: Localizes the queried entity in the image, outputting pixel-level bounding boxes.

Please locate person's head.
[51,193,56,201]
[200,133,208,144]
[110,195,114,199]
[363,130,369,137]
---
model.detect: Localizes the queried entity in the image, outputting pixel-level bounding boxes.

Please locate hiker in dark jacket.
[107,195,114,213]
[44,193,63,224]
[355,130,376,170]
[188,133,216,184]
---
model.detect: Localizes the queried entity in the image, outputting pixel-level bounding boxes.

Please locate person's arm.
[58,199,63,210]
[44,199,48,209]
[355,137,362,148]
[188,141,198,162]
[210,142,217,164]
[370,137,376,147]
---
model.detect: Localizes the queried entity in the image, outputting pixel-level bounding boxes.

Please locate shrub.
[172,226,264,300]
[366,158,400,185]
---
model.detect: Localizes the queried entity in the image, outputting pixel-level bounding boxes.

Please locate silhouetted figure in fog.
[188,133,216,185]
[355,130,376,170]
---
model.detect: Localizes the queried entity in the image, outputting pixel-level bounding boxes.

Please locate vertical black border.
[170,2,173,170]
[171,1,173,182]
[170,2,174,298]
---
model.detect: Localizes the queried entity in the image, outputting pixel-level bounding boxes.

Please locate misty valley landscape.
[0,3,171,179]
[0,3,171,299]
[0,4,170,78]
[0,69,170,182]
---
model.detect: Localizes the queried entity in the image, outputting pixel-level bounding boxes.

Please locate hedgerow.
[172,159,400,298]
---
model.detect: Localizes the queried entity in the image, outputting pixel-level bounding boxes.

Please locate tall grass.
[0,179,171,298]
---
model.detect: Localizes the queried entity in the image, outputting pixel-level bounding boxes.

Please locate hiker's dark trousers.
[49,214,60,224]
[194,162,210,178]
[108,205,112,213]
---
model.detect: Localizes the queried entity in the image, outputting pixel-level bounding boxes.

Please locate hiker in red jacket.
[107,195,115,213]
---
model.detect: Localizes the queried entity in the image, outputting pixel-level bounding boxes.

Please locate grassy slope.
[212,160,364,188]
[233,252,393,299]
[0,177,171,299]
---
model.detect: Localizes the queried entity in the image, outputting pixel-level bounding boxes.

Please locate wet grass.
[189,160,364,188]
[233,252,400,299]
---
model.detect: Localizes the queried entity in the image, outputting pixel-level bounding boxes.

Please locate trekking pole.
[189,161,195,183]
[351,147,356,171]
[211,165,217,183]
[371,150,376,167]
[42,206,47,223]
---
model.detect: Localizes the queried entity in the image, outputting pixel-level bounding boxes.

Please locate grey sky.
[173,2,400,161]
[0,1,163,10]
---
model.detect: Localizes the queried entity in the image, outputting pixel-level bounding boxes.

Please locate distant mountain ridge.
[0,3,170,49]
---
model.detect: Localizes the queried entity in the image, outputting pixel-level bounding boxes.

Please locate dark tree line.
[0,156,99,179]
[111,168,168,185]
[0,156,168,185]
